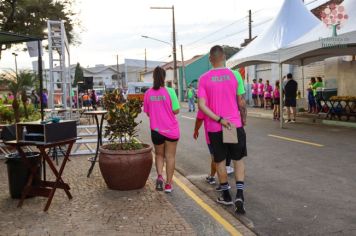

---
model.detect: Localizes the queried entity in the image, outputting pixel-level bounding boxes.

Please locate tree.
[222,45,240,60]
[0,0,80,57]
[73,62,83,87]
[0,70,35,122]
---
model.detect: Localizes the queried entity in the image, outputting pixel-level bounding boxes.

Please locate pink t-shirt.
[264,85,273,98]
[197,68,242,132]
[273,87,280,98]
[258,83,264,95]
[252,83,258,95]
[196,110,210,144]
[144,87,180,139]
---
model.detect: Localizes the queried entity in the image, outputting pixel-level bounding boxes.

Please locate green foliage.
[103,89,144,151]
[0,0,80,56]
[73,62,84,87]
[0,70,36,122]
[0,103,40,123]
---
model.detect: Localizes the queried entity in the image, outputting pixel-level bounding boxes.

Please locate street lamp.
[12,52,18,75]
[141,35,172,46]
[150,5,178,96]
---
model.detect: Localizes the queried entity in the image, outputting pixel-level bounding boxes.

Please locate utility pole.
[144,48,147,73]
[172,5,178,95]
[241,10,253,47]
[248,9,252,40]
[180,44,185,102]
[116,54,120,88]
[150,5,178,95]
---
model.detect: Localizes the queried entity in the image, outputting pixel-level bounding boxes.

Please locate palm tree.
[0,70,35,122]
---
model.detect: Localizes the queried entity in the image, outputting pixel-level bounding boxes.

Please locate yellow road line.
[174,176,242,236]
[268,134,324,147]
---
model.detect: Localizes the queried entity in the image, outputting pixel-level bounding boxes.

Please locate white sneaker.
[226,166,234,175]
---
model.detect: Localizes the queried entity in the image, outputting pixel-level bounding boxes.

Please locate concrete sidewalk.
[0,157,195,236]
[180,102,356,129]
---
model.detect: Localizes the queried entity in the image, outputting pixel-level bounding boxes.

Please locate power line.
[184,9,266,48]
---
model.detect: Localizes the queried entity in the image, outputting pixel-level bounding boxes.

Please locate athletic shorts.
[208,127,247,163]
[207,144,214,155]
[151,130,179,145]
[273,98,280,105]
[259,94,264,98]
[285,97,297,107]
[252,94,258,99]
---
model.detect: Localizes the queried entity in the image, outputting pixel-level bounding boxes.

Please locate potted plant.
[99,89,152,190]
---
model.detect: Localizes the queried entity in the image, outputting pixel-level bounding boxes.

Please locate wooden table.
[84,110,107,177]
[4,138,78,211]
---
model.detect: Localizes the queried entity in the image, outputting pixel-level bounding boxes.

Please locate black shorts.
[273,98,280,105]
[259,94,264,98]
[285,97,297,107]
[252,94,258,99]
[207,144,214,155]
[151,130,179,145]
[208,128,247,163]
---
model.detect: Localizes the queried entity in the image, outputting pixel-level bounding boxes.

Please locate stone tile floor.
[0,157,195,236]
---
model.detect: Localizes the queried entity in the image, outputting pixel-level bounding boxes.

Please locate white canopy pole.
[279,63,284,128]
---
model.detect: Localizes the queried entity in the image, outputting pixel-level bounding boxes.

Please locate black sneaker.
[235,198,246,214]
[216,185,231,192]
[156,176,164,191]
[217,191,233,205]
[206,176,216,185]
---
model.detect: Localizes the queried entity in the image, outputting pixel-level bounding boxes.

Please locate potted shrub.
[99,89,152,190]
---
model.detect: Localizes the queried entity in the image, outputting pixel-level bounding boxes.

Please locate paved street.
[138,108,356,236]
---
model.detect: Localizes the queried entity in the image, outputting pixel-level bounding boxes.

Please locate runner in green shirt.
[187,85,196,112]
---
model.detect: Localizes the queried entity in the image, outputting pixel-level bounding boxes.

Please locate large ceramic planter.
[99,144,153,190]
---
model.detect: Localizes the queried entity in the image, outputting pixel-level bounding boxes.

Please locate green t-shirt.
[166,87,180,111]
[312,81,323,96]
[187,89,194,99]
[232,70,246,96]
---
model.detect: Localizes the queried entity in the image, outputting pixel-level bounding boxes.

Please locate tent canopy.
[0,31,44,121]
[281,0,356,65]
[227,0,320,68]
[0,31,41,44]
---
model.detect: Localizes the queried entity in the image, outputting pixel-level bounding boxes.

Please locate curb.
[247,112,356,129]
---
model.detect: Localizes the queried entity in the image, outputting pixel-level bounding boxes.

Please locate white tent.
[227,0,320,68]
[281,0,356,65]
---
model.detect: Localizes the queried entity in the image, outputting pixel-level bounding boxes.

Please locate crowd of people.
[1,90,48,110]
[251,78,279,110]
[143,45,248,214]
[78,89,98,110]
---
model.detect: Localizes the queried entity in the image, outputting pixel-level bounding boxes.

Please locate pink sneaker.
[164,183,173,193]
[156,175,164,191]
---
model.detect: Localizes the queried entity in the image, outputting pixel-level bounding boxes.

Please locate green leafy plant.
[0,70,36,122]
[103,89,143,151]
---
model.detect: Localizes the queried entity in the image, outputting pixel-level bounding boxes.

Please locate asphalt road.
[138,109,356,236]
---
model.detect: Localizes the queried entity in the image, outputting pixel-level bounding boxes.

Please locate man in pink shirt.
[198,45,247,214]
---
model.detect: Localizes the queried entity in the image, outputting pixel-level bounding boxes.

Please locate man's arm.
[193,118,203,139]
[238,94,247,126]
[198,98,230,128]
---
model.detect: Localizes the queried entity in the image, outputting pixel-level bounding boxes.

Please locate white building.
[44,59,165,90]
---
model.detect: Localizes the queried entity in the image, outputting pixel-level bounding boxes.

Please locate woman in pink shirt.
[272,80,281,120]
[251,79,258,107]
[144,67,180,193]
[264,80,273,109]
[258,78,264,108]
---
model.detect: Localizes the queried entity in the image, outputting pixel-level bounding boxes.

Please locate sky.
[0,0,322,70]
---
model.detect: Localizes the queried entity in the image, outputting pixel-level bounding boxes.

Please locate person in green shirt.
[187,85,196,112]
[312,77,324,113]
